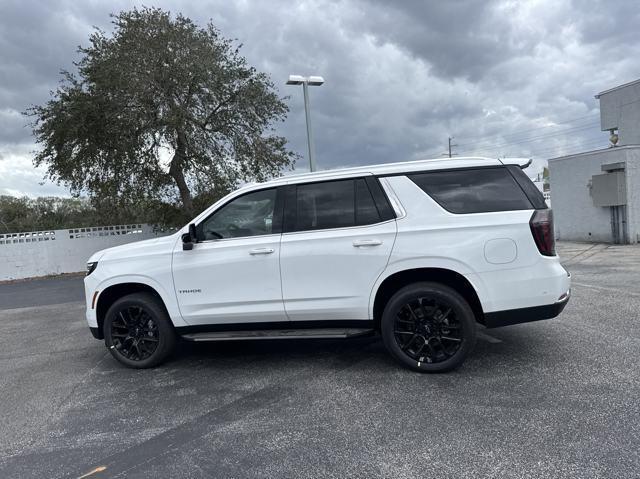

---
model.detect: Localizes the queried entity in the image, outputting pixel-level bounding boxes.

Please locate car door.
[172,186,287,326]
[279,177,397,322]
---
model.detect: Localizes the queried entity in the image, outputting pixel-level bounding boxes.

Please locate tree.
[27,7,296,219]
[0,195,148,232]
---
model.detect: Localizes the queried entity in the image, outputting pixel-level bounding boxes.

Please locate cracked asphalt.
[0,242,639,478]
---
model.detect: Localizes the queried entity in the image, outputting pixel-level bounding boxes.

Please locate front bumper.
[89,326,103,340]
[483,288,570,329]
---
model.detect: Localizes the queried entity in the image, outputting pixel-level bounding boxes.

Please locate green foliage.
[0,192,236,233]
[26,7,296,217]
[0,196,121,232]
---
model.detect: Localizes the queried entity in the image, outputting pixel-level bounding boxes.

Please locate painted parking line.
[77,466,107,478]
[572,281,640,297]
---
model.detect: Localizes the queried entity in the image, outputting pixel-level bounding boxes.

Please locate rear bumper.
[484,288,570,328]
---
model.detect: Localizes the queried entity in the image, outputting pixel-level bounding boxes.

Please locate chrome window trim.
[281,218,395,237]
[197,233,282,245]
[379,177,407,219]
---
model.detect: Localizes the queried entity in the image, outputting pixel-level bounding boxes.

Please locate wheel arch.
[95,282,170,339]
[371,267,485,329]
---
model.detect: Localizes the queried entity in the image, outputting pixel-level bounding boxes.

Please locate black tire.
[381,282,477,373]
[103,292,176,369]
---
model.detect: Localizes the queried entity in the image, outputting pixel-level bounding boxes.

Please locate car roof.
[190,156,523,226]
[250,156,506,189]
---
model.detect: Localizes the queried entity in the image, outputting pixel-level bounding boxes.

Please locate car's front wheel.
[103,292,176,368]
[381,282,477,373]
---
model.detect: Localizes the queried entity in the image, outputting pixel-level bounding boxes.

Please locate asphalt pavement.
[0,274,84,310]
[0,242,638,478]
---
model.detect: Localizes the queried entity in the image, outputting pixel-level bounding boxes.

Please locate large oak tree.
[28,7,296,217]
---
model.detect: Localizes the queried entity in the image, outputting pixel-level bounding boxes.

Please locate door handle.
[249,247,275,255]
[353,239,383,247]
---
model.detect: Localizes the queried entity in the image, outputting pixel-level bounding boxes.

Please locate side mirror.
[182,223,197,251]
[181,233,193,251]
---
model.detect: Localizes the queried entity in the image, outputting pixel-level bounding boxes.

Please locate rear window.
[408,167,533,214]
[506,165,548,209]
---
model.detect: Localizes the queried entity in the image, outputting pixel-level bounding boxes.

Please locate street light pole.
[287,75,324,172]
[301,81,317,172]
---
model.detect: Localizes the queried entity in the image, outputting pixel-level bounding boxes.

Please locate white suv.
[84,157,570,372]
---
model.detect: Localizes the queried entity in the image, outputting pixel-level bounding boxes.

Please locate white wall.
[0,224,174,281]
[599,79,640,146]
[624,148,640,243]
[549,146,640,243]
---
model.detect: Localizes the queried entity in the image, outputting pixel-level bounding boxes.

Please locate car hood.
[88,233,179,263]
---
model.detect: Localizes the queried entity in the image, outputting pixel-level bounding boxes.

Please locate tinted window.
[292,178,385,232]
[356,179,381,225]
[507,165,548,209]
[409,167,532,214]
[200,188,277,239]
[366,177,396,221]
[296,180,355,231]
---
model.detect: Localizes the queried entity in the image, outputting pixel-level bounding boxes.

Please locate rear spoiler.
[499,158,533,169]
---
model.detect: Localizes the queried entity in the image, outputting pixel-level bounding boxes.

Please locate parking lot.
[0,242,638,479]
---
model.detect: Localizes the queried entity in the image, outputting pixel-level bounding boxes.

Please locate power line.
[457,120,599,149]
[449,97,640,156]
[469,137,608,159]
[528,139,609,158]
[491,138,606,158]
[458,122,600,152]
[465,134,605,155]
[456,112,599,145]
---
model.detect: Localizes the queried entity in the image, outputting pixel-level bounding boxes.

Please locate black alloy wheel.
[394,297,463,363]
[381,282,476,373]
[104,292,176,368]
[109,306,160,361]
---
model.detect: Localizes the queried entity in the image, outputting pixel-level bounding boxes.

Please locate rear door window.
[290,178,387,232]
[408,167,533,214]
[295,179,355,231]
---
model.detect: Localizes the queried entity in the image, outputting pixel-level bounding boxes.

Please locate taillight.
[530,209,556,256]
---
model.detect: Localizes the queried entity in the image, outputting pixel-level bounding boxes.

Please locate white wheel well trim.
[95,274,186,327]
[368,259,490,319]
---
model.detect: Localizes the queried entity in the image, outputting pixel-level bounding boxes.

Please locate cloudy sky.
[1,0,639,197]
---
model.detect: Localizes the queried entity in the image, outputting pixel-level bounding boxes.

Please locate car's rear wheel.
[381,282,477,373]
[103,292,176,368]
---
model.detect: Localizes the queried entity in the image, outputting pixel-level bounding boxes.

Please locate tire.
[103,292,176,369]
[381,282,477,373]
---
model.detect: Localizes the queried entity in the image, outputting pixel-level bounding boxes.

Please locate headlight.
[86,262,98,276]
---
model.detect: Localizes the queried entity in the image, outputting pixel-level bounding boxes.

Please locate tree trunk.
[169,130,194,215]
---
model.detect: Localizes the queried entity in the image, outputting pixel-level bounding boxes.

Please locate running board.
[180,328,375,342]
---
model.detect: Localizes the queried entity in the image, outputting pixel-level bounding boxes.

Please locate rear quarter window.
[408,167,533,214]
[506,165,548,209]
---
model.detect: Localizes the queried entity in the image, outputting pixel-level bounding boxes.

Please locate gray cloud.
[1,0,639,197]
[350,0,520,81]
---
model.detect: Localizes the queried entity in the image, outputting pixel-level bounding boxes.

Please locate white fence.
[0,224,175,281]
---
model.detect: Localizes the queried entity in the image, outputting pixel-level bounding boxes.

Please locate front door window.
[199,188,277,240]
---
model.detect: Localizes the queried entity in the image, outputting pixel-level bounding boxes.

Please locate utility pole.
[442,136,458,158]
